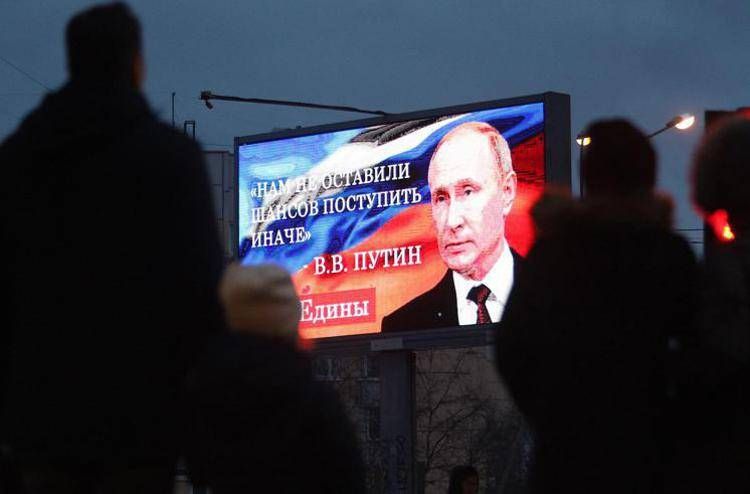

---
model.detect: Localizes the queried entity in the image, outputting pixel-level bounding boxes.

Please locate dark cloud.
[2,0,748,233]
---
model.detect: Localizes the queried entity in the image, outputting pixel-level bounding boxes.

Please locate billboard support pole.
[380,350,416,494]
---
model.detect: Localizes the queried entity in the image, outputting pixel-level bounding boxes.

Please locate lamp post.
[199,90,390,117]
[576,133,591,198]
[576,114,695,197]
[647,114,695,138]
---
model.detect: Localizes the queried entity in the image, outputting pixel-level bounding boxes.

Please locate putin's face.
[428,127,516,280]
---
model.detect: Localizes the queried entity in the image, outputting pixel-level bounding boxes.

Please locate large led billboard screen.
[236,93,570,340]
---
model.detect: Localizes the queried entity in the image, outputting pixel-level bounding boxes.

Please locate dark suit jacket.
[380,249,522,332]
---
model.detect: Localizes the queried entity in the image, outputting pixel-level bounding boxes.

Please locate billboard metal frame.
[234,91,571,354]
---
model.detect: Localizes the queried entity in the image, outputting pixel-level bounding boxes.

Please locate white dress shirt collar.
[452,241,515,325]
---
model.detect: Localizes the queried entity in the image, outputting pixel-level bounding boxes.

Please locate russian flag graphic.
[238,103,545,338]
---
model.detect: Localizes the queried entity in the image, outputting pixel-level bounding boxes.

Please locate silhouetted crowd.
[2,2,750,494]
[497,117,750,494]
[0,4,363,494]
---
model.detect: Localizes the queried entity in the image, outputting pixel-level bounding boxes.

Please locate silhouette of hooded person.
[664,116,750,493]
[185,264,366,494]
[495,119,699,494]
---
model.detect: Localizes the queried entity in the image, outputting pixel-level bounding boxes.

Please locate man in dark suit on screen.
[381,122,520,332]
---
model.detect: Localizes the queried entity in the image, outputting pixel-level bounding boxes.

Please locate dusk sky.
[2,0,749,243]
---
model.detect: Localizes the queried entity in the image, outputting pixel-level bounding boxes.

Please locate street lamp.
[576,113,695,197]
[199,90,390,117]
[576,135,591,147]
[647,114,695,138]
[576,133,591,197]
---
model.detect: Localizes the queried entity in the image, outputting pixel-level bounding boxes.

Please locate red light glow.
[707,209,735,243]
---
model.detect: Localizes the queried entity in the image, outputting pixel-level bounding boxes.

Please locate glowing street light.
[575,133,591,198]
[576,113,694,198]
[647,113,696,138]
[674,114,696,130]
[576,135,591,146]
[708,209,736,243]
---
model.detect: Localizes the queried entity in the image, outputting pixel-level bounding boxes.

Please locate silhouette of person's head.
[581,119,656,198]
[65,2,143,87]
[693,116,750,232]
[448,465,479,494]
